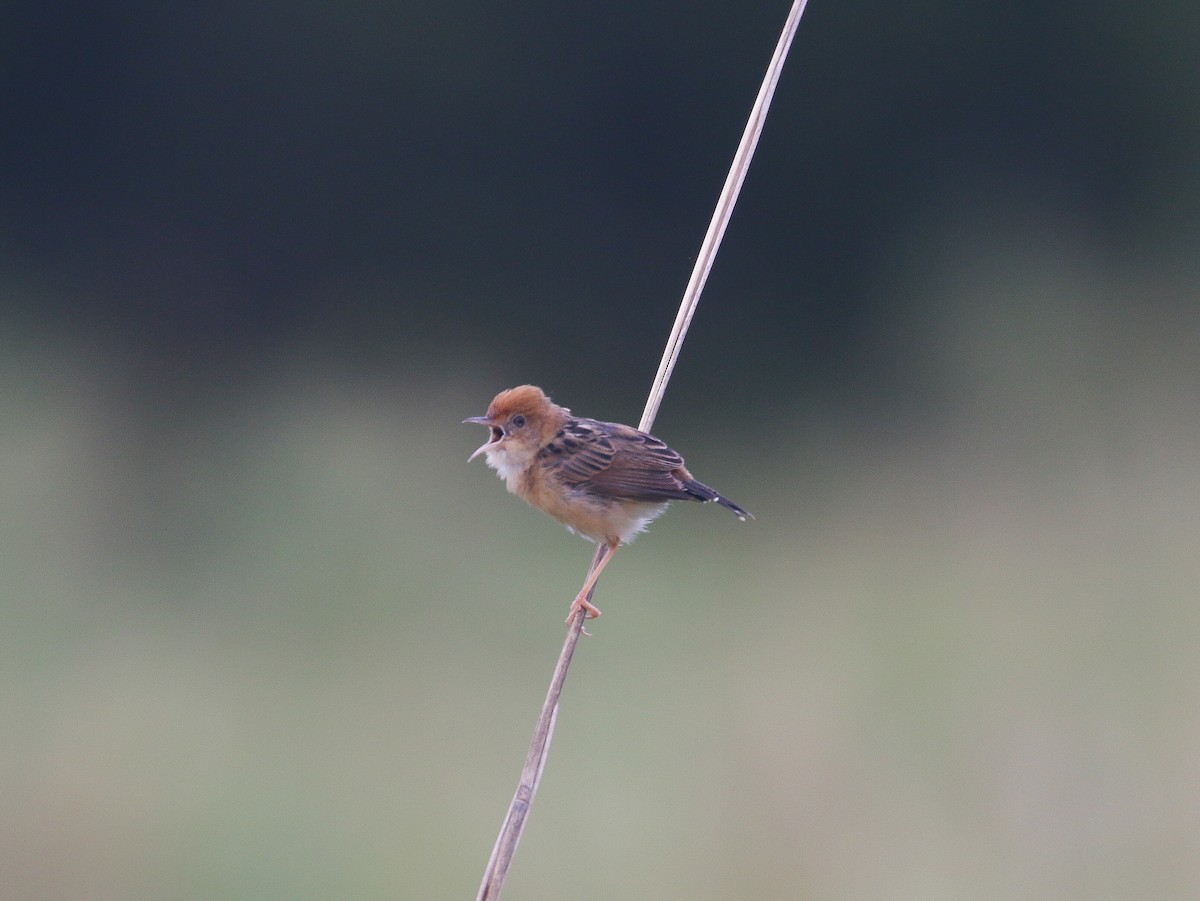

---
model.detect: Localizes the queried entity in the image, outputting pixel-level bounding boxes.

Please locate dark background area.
[5,1,1193,404]
[2,3,1198,898]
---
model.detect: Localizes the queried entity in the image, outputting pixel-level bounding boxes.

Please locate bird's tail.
[682,479,754,521]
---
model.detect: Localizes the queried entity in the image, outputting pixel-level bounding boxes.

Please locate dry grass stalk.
[475,3,809,897]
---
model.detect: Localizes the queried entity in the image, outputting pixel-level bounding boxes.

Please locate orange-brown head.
[464,385,569,482]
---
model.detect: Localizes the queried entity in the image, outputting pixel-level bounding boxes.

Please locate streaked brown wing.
[544,418,694,502]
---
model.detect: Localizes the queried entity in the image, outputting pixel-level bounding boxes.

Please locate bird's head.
[464,385,566,476]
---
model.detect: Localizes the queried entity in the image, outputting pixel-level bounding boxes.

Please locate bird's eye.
[511,414,526,428]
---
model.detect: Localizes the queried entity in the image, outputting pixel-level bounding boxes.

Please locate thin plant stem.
[475,3,808,898]
[640,0,809,433]
[475,547,603,901]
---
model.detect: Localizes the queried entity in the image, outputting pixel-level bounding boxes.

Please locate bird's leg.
[566,543,618,623]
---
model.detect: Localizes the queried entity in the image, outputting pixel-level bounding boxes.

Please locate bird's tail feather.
[681,479,754,521]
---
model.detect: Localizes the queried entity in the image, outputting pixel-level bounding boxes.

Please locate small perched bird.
[465,385,752,622]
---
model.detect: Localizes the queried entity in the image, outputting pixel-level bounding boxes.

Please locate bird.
[465,385,752,622]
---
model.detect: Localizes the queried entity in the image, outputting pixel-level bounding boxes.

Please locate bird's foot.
[566,593,602,625]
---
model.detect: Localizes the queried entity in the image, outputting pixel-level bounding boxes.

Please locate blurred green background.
[3,1,1198,898]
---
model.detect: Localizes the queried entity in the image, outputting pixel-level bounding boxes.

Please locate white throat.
[483,444,527,492]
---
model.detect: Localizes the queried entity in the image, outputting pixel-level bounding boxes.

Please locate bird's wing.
[543,418,694,502]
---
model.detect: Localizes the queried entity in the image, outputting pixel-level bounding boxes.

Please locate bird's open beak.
[464,416,501,462]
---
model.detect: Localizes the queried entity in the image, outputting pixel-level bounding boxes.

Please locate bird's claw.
[566,595,602,625]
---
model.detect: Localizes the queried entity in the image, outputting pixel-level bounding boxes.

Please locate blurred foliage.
[3,0,1197,402]
[2,0,1199,898]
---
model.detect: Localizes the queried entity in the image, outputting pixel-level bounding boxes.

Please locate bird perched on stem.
[465,385,752,622]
